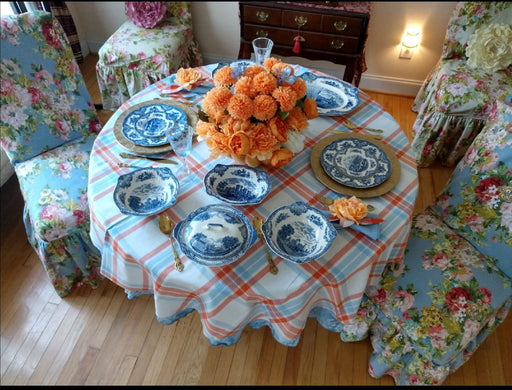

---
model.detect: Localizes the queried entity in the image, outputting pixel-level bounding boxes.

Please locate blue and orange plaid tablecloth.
[88,63,419,346]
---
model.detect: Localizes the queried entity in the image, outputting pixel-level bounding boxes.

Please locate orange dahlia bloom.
[234,76,257,98]
[290,78,307,100]
[196,120,217,139]
[206,132,230,157]
[252,71,278,95]
[213,66,237,87]
[220,117,252,137]
[228,93,254,121]
[286,107,309,131]
[270,148,293,168]
[272,86,297,112]
[176,68,202,89]
[304,97,319,119]
[268,116,288,142]
[250,122,279,153]
[253,94,278,121]
[228,131,251,156]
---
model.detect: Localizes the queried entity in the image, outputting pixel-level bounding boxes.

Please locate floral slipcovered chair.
[95,1,203,111]
[0,11,103,297]
[410,2,512,167]
[340,91,512,385]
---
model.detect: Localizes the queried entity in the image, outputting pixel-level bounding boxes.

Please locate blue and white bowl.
[173,204,257,266]
[204,164,271,205]
[261,201,337,264]
[113,167,179,216]
[211,60,256,77]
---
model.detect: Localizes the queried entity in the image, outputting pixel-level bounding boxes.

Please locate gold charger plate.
[310,133,401,198]
[114,99,198,155]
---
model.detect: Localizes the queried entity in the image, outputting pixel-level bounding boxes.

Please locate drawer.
[321,15,364,36]
[244,25,360,54]
[281,10,323,32]
[243,5,281,26]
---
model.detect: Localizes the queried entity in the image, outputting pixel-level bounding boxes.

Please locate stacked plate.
[114,99,198,155]
[310,133,401,198]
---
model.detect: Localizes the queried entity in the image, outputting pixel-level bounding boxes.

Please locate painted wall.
[67,1,457,95]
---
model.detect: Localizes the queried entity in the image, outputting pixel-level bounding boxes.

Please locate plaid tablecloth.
[88,63,419,346]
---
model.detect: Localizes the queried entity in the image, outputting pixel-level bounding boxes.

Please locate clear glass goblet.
[166,123,194,180]
[252,37,273,66]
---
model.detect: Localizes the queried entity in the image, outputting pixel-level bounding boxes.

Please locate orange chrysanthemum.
[250,122,279,153]
[303,97,318,119]
[206,132,231,157]
[272,86,297,112]
[290,78,307,100]
[270,148,293,168]
[268,116,288,142]
[252,71,278,95]
[220,117,252,137]
[272,62,294,78]
[213,66,237,87]
[228,131,251,156]
[286,107,309,131]
[263,57,281,71]
[234,76,257,98]
[244,64,266,78]
[228,93,254,121]
[202,86,232,118]
[196,120,217,139]
[253,94,278,121]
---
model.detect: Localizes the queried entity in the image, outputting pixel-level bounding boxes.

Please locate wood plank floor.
[1,54,510,386]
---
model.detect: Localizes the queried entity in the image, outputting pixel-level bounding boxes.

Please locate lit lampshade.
[402,28,421,49]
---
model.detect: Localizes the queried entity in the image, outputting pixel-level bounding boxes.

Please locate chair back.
[431,91,512,278]
[441,2,512,60]
[0,11,100,166]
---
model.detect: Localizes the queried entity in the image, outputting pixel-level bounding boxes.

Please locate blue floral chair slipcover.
[340,92,512,385]
[95,1,203,111]
[0,11,103,297]
[410,2,512,167]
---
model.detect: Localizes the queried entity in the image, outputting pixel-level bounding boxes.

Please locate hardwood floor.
[1,54,510,386]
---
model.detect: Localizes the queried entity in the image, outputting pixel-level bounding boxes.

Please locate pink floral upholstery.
[341,92,512,385]
[0,11,102,297]
[411,1,512,167]
[96,1,203,110]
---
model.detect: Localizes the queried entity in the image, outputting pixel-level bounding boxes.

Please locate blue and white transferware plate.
[320,138,392,188]
[113,167,179,216]
[122,103,188,147]
[204,164,271,205]
[299,72,359,116]
[211,60,256,77]
[261,201,336,264]
[173,204,257,266]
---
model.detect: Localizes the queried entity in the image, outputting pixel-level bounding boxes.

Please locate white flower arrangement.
[466,23,512,72]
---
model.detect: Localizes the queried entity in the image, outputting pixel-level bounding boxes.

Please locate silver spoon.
[158,214,184,272]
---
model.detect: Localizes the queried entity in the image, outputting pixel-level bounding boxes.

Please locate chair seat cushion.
[14,135,97,242]
[366,207,512,366]
[424,60,512,120]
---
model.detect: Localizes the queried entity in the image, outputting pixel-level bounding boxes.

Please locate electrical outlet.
[399,46,413,59]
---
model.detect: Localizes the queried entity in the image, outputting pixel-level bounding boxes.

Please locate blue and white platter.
[204,164,271,205]
[173,204,257,267]
[261,201,336,264]
[211,60,256,77]
[121,103,188,147]
[113,167,179,216]
[320,137,392,188]
[299,72,359,116]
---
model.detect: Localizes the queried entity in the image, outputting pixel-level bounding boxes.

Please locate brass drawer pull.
[331,39,344,49]
[256,30,269,38]
[334,20,348,31]
[256,10,269,22]
[294,15,308,27]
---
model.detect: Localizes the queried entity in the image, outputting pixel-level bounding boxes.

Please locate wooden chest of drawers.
[238,1,370,86]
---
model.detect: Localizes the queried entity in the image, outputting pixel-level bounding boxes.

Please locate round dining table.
[88,62,419,346]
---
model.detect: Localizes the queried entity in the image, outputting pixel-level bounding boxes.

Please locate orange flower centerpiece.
[196,57,319,168]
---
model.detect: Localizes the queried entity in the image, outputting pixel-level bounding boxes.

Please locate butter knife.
[119,152,177,165]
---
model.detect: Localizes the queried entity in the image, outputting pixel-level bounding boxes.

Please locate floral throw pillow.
[125,2,167,29]
[466,23,512,72]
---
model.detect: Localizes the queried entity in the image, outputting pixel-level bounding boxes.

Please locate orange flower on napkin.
[176,68,204,90]
[328,196,368,225]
